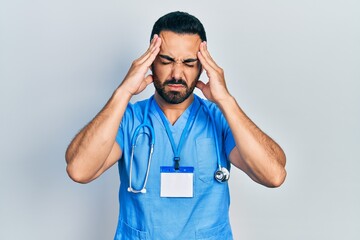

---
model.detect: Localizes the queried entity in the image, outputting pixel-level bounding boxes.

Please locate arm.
[196,42,286,187]
[65,35,162,183]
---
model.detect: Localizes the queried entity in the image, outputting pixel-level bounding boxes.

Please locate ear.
[196,63,203,80]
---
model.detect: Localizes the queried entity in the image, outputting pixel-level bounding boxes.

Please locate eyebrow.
[159,54,198,63]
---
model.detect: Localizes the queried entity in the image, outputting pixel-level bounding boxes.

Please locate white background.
[1,0,359,239]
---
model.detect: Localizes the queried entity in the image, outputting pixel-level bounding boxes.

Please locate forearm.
[65,87,131,182]
[217,95,286,187]
[65,35,161,183]
[196,42,286,186]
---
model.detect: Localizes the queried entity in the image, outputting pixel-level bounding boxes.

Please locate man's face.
[152,31,202,104]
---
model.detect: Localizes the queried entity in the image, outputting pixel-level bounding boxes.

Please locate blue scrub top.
[115,94,236,239]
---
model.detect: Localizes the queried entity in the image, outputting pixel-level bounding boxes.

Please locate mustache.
[164,78,187,87]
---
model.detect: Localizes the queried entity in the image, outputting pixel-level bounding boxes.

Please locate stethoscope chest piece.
[214,167,230,183]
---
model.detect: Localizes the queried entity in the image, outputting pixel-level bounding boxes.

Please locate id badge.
[160,166,194,198]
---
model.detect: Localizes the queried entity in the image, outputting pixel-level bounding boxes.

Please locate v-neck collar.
[150,94,199,129]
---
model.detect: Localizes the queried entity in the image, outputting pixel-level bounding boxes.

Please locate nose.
[171,62,185,80]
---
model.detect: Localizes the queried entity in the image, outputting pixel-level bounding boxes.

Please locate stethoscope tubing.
[128,95,229,193]
[128,98,155,193]
[198,98,222,170]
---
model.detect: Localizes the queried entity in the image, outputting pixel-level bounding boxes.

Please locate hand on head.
[196,42,230,103]
[120,35,162,96]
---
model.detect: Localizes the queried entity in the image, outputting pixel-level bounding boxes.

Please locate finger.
[137,35,161,65]
[199,42,221,71]
[197,50,213,73]
[146,34,159,55]
[200,42,218,67]
[139,38,161,68]
[142,38,162,67]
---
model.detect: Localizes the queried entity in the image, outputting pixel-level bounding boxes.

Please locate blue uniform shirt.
[115,94,236,239]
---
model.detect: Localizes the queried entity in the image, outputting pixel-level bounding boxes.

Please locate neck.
[154,93,194,125]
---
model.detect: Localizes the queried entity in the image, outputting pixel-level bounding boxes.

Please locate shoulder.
[196,95,231,130]
[127,98,148,111]
[122,98,150,122]
[196,96,222,117]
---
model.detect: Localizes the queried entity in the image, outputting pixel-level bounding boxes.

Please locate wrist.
[214,92,234,106]
[113,86,133,103]
[215,94,236,111]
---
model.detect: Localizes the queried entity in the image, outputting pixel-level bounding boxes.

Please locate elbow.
[65,149,94,184]
[261,151,287,188]
[66,162,93,184]
[267,168,287,188]
[269,151,287,187]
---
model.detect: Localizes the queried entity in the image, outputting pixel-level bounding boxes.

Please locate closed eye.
[159,55,175,63]
[158,54,198,67]
[161,62,195,67]
[183,58,198,68]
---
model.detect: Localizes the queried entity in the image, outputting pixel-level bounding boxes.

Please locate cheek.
[185,68,201,82]
[153,63,171,80]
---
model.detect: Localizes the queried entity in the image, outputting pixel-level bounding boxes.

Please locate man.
[66,11,286,239]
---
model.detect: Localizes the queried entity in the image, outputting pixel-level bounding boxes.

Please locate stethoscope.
[127,98,155,194]
[127,95,230,194]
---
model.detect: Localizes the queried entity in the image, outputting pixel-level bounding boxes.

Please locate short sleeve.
[223,121,236,159]
[115,103,133,151]
[115,121,125,151]
[204,99,236,160]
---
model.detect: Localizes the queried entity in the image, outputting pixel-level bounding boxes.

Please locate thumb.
[134,75,154,95]
[144,74,154,86]
[196,80,206,92]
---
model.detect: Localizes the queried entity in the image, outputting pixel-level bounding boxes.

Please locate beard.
[153,78,198,104]
[153,65,202,104]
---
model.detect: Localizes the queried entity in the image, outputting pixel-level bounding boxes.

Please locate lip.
[166,84,186,90]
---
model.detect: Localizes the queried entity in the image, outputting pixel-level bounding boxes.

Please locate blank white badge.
[160,166,194,198]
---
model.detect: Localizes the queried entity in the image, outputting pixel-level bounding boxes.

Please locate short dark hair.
[150,11,207,42]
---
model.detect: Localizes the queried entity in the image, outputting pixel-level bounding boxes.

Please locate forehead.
[159,31,202,58]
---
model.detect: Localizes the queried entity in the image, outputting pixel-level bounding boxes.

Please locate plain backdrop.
[1,0,359,239]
